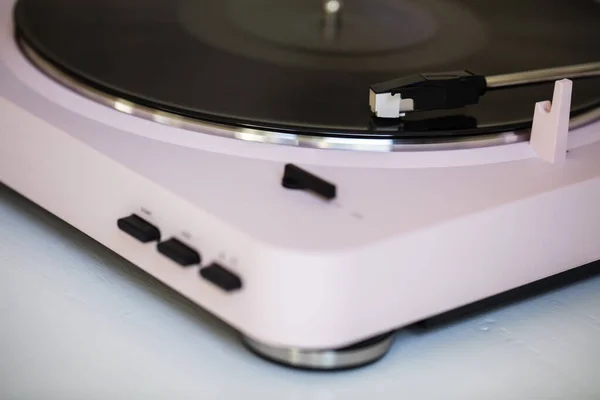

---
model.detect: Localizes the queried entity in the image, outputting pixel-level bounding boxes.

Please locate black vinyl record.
[12,0,600,139]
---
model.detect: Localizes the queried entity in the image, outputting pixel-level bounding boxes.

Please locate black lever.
[281,163,336,201]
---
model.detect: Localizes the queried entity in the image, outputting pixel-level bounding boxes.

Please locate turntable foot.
[241,331,396,370]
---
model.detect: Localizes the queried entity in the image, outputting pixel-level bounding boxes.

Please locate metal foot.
[242,331,396,371]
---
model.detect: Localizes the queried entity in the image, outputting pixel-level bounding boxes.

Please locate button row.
[117,213,242,292]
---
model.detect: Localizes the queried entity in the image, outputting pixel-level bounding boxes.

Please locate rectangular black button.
[157,238,201,266]
[117,214,161,243]
[200,263,242,292]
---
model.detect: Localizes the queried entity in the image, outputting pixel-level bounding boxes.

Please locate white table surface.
[1,183,600,400]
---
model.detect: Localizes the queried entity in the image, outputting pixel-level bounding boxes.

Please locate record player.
[1,0,600,370]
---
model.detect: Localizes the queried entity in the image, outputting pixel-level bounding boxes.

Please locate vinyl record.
[12,0,600,139]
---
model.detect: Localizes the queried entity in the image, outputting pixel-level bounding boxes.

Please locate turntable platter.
[12,0,600,140]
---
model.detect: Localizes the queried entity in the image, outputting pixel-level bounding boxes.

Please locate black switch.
[282,163,336,200]
[117,214,161,243]
[157,238,201,266]
[200,263,242,292]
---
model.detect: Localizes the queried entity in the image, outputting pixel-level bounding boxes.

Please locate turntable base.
[2,0,600,371]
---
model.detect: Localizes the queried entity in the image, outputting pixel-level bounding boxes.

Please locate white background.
[1,183,599,400]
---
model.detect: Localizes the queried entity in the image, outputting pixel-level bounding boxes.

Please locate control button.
[117,214,161,243]
[200,263,242,292]
[157,238,201,266]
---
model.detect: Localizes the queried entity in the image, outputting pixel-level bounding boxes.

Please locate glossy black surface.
[13,0,600,138]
